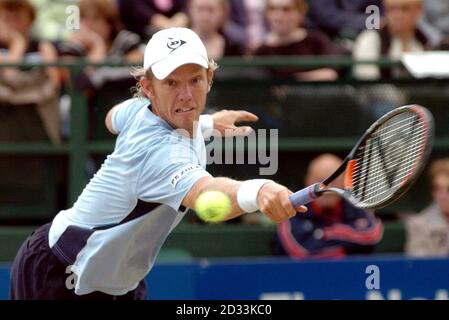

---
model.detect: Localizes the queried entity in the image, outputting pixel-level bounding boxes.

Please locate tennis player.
[10,27,307,300]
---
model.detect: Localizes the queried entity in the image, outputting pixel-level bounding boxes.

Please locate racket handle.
[289,183,320,208]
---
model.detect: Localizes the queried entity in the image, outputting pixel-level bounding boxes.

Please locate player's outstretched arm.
[209,110,259,137]
[107,107,258,137]
[183,176,307,223]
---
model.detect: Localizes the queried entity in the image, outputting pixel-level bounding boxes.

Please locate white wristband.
[199,114,214,139]
[237,179,273,213]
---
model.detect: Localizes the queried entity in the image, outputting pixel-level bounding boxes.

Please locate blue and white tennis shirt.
[48,97,212,296]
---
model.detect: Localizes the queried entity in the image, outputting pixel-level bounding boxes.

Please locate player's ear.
[207,69,214,93]
[140,78,154,99]
[207,81,213,93]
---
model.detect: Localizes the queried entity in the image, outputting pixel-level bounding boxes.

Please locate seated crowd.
[0,0,448,260]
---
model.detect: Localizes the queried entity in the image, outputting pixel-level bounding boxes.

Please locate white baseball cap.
[143,27,209,80]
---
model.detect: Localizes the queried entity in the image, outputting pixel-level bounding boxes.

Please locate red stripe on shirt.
[323,220,384,244]
[278,220,345,260]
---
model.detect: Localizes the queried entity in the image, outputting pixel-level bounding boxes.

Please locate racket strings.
[351,131,426,184]
[354,134,424,204]
[356,112,418,179]
[359,166,421,203]
[351,138,426,197]
[350,111,427,206]
[352,143,418,201]
[357,131,423,202]
[353,147,425,202]
[367,114,422,143]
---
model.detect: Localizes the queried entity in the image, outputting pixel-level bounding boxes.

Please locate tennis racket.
[289,104,434,210]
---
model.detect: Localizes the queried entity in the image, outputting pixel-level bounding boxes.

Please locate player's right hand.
[257,182,307,223]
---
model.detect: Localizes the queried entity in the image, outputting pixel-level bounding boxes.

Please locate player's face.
[432,174,449,216]
[266,0,304,36]
[144,64,213,136]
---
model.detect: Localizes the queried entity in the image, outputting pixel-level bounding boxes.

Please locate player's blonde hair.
[130,60,219,98]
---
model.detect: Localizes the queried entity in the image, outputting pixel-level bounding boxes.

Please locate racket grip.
[289,183,320,208]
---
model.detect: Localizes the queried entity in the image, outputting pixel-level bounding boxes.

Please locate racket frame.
[290,104,434,209]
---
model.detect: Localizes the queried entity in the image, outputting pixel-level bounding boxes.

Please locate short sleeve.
[112,98,149,134]
[137,134,212,211]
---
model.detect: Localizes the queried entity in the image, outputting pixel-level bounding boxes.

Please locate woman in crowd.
[188,0,243,61]
[59,0,143,63]
[0,0,60,143]
[353,0,431,80]
[405,159,449,257]
[253,0,338,81]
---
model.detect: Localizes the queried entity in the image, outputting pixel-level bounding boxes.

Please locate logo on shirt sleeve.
[170,164,202,188]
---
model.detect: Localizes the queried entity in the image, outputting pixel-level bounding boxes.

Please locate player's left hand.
[211,110,258,137]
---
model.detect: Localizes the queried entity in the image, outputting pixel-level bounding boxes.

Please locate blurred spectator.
[353,0,431,80]
[0,0,63,215]
[187,0,243,60]
[405,159,449,257]
[244,0,268,53]
[119,0,247,52]
[29,0,78,42]
[0,0,61,144]
[118,0,189,41]
[59,0,143,63]
[59,0,143,141]
[275,154,384,259]
[224,0,248,53]
[307,0,383,41]
[58,0,143,90]
[418,0,449,49]
[253,0,338,81]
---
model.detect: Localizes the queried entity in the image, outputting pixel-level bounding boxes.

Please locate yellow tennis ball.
[195,191,232,223]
